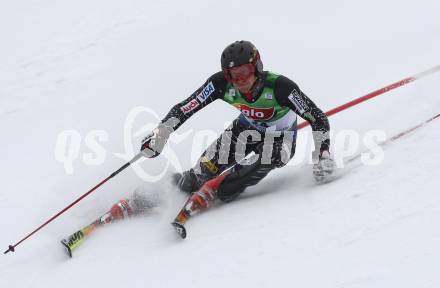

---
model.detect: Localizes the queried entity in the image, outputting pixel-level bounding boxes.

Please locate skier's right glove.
[140,124,173,158]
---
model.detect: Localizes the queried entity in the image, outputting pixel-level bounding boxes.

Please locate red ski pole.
[3,153,143,255]
[298,65,440,129]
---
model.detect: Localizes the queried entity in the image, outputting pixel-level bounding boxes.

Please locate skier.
[140,40,334,237]
[61,40,335,254]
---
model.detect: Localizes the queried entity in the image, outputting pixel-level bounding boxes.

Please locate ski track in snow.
[1,1,440,288]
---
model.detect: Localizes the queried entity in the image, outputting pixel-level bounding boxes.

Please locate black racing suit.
[161,71,330,201]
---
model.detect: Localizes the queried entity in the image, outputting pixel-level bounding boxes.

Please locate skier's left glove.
[313,150,335,183]
[140,124,173,158]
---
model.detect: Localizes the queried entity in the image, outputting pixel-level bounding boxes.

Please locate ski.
[60,219,102,257]
[60,198,135,257]
[60,239,73,258]
[60,209,116,257]
[171,221,187,239]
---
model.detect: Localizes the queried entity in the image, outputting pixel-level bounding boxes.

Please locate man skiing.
[61,40,334,254]
[140,40,334,237]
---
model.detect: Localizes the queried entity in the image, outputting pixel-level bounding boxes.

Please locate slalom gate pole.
[3,153,144,255]
[298,65,440,130]
[345,112,440,164]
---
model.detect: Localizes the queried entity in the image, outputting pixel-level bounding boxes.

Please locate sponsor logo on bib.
[234,104,275,120]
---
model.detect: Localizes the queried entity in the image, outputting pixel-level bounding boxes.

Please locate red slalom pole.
[298,65,440,130]
[4,153,143,255]
[345,112,440,165]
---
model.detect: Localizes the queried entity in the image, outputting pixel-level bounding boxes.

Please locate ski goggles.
[225,63,255,82]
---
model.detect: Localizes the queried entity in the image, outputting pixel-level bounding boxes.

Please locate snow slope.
[1,1,440,287]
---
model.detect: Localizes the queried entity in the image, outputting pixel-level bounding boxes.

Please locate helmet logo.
[229,61,234,68]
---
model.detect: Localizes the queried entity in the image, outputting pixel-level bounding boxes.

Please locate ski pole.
[345,111,440,164]
[3,153,143,255]
[298,65,440,129]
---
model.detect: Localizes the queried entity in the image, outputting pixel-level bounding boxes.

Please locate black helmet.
[221,40,263,76]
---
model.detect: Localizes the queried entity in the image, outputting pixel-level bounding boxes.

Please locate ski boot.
[173,169,202,194]
[172,172,229,239]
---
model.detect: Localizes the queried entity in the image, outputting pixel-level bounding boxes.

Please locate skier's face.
[228,64,256,93]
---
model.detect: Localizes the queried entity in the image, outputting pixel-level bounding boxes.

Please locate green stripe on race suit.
[223,72,296,131]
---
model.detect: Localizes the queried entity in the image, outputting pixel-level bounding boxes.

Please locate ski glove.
[140,123,174,158]
[313,150,335,183]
